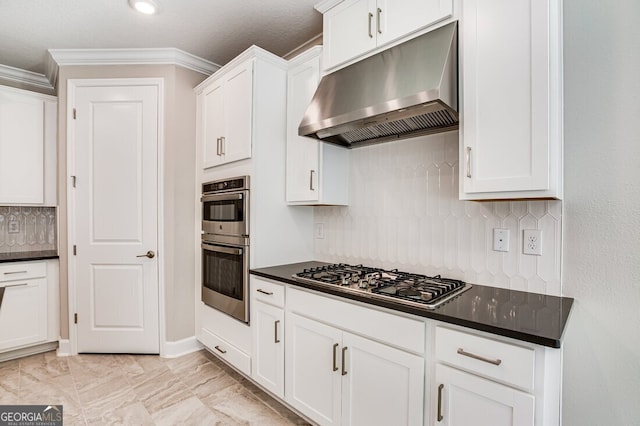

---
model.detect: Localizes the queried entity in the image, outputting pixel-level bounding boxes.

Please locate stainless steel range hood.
[299,22,458,148]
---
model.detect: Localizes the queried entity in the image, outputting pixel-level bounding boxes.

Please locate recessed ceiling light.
[129,0,160,15]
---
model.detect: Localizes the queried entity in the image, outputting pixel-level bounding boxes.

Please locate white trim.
[56,339,71,357]
[67,77,165,355]
[194,45,288,93]
[0,342,59,362]
[314,0,342,14]
[283,34,323,60]
[47,48,220,87]
[162,336,203,358]
[0,63,54,91]
[287,45,324,67]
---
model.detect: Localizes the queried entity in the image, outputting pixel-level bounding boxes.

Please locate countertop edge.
[250,266,573,349]
[0,252,60,263]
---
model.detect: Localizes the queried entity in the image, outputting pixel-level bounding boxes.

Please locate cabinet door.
[0,279,48,351]
[286,53,321,203]
[222,60,253,164]
[461,0,552,195]
[435,364,535,426]
[341,332,424,426]
[201,80,225,168]
[0,89,45,204]
[252,301,285,398]
[285,312,342,426]
[323,0,377,70]
[376,0,453,46]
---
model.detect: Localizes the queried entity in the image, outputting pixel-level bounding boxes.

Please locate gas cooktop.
[292,263,471,310]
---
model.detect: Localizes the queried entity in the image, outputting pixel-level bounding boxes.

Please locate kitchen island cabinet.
[459,0,563,200]
[318,0,453,71]
[0,85,57,205]
[286,46,348,205]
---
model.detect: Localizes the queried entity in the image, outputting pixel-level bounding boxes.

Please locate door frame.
[66,77,166,356]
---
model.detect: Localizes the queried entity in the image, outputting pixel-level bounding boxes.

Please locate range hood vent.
[299,22,458,148]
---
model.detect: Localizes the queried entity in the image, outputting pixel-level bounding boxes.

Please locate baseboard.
[56,339,71,357]
[162,336,203,358]
[0,341,59,362]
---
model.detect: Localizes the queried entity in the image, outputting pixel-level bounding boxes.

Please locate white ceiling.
[0,0,323,75]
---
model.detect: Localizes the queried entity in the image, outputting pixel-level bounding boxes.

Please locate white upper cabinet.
[460,0,563,200]
[0,86,57,205]
[198,59,253,168]
[320,0,453,71]
[286,47,349,205]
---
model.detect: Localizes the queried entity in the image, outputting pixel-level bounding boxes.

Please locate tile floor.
[0,349,310,425]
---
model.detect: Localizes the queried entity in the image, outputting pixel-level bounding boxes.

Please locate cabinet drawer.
[435,326,535,390]
[0,278,48,351]
[0,262,46,283]
[287,286,425,354]
[251,277,285,308]
[200,327,251,377]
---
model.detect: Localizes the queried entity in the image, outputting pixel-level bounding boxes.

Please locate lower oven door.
[201,241,249,323]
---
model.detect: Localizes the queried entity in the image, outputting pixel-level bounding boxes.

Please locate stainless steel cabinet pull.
[256,289,273,295]
[214,345,227,354]
[332,343,339,372]
[341,346,348,375]
[220,136,226,155]
[309,170,315,191]
[216,137,221,156]
[457,348,502,366]
[437,384,444,422]
[136,250,155,259]
[465,146,472,178]
[368,13,374,38]
[3,282,28,288]
[376,8,382,34]
[274,320,280,343]
[3,270,27,275]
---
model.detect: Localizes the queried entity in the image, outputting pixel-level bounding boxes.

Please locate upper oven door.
[202,191,249,236]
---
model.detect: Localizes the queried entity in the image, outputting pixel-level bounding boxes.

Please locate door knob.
[136,250,155,259]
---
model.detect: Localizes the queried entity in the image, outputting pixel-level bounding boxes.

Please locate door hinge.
[71,175,76,188]
[74,313,78,324]
[73,108,77,119]
[73,245,77,255]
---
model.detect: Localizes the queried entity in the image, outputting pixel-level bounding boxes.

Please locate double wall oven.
[201,176,250,323]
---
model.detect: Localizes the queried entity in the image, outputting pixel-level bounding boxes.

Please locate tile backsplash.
[0,206,57,253]
[314,132,562,296]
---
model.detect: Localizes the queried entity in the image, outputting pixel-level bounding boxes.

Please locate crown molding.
[0,63,54,91]
[46,47,220,86]
[314,0,342,14]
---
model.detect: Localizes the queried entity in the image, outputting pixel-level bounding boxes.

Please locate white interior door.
[71,80,160,353]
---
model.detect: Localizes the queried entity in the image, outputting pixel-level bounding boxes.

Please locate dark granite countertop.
[251,261,573,349]
[0,250,59,263]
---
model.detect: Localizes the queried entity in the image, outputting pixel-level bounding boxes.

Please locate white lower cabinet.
[432,325,559,426]
[252,300,285,398]
[285,289,425,426]
[0,260,59,353]
[435,364,535,426]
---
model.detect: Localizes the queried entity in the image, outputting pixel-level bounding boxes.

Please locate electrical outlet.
[493,228,510,252]
[523,229,542,255]
[315,223,325,239]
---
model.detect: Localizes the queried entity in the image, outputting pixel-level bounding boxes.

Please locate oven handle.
[201,243,243,256]
[201,193,244,202]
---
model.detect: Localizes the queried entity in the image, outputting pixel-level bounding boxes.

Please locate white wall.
[315,132,563,295]
[561,0,640,424]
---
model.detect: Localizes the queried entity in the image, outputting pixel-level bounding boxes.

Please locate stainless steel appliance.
[293,263,470,309]
[201,176,250,323]
[299,22,458,148]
